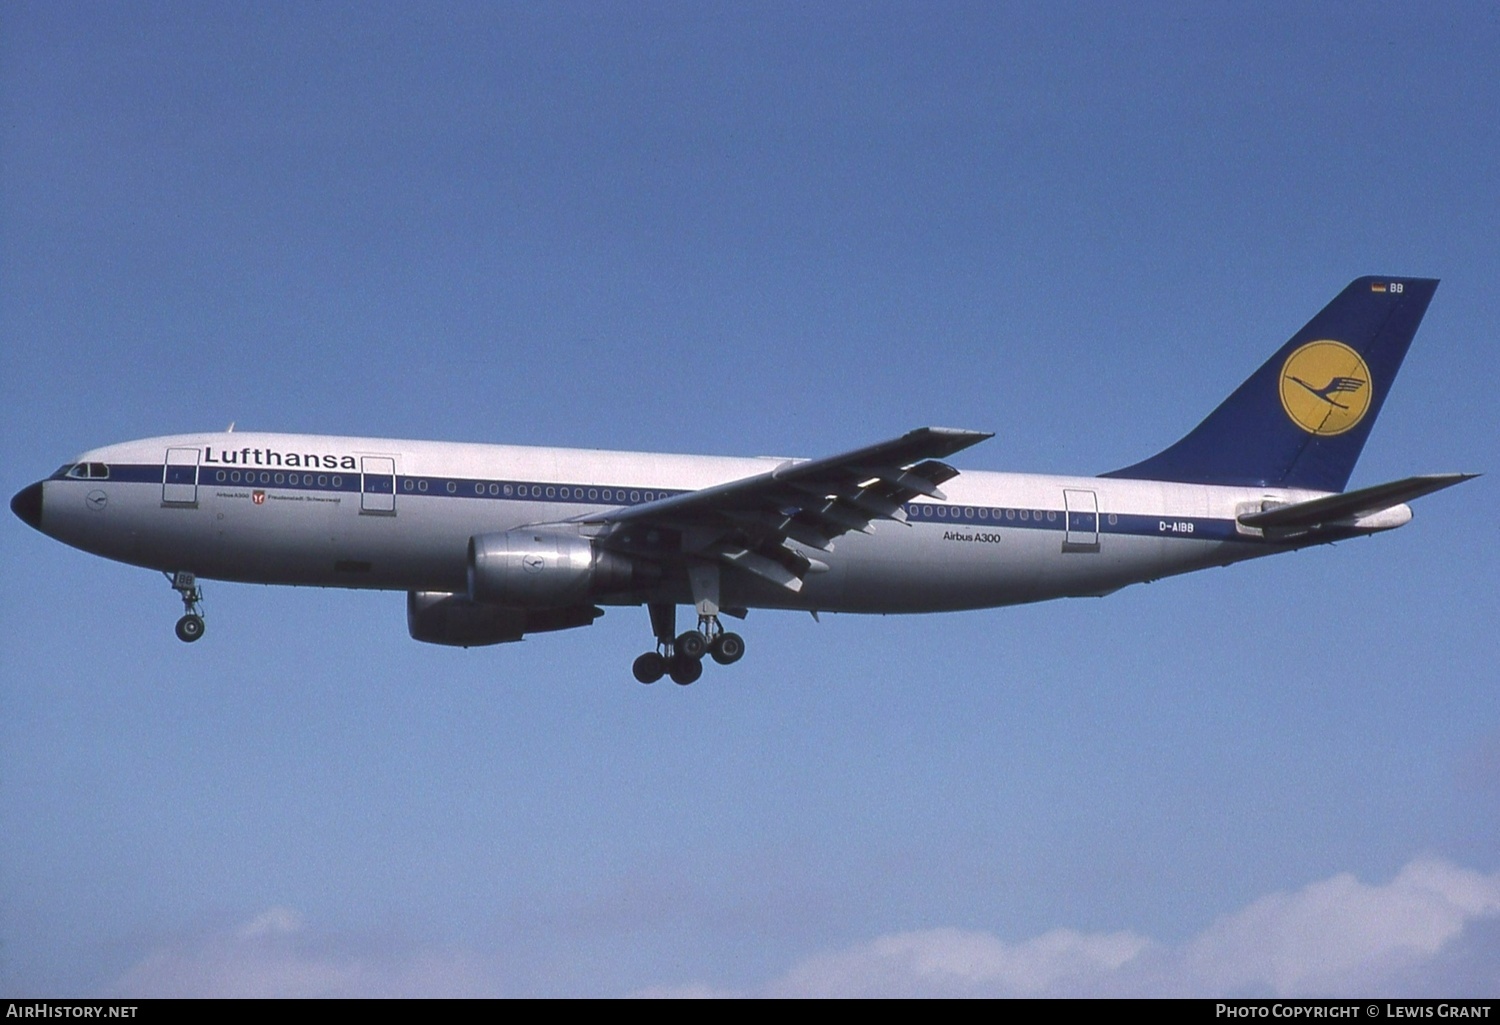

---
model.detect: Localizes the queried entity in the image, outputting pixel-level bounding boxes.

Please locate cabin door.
[1063,488,1099,551]
[163,447,200,505]
[360,456,397,514]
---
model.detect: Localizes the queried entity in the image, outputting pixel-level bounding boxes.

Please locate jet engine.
[466,527,649,607]
[406,591,601,647]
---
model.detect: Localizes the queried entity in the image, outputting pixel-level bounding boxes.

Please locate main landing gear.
[632,602,745,686]
[167,571,205,643]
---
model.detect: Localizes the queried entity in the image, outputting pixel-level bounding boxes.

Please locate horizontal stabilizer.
[1238,473,1477,530]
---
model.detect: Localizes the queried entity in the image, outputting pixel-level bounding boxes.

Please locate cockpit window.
[89,463,110,479]
[65,464,88,479]
[63,463,110,480]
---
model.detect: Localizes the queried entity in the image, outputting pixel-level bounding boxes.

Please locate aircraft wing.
[1237,473,1477,531]
[576,426,992,592]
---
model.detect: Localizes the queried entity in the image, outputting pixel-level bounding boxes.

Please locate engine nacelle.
[406,591,601,647]
[467,527,642,607]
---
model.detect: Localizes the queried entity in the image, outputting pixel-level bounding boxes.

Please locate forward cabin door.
[163,447,201,505]
[360,456,397,515]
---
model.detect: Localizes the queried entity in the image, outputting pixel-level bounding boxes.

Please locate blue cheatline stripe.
[71,464,1252,542]
[901,502,1243,542]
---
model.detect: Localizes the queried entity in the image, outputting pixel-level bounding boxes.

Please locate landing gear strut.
[167,571,205,643]
[631,602,745,685]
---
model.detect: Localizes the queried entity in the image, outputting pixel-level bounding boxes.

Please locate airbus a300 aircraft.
[11,277,1474,684]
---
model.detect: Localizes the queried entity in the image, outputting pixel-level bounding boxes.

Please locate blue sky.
[3,1,1497,997]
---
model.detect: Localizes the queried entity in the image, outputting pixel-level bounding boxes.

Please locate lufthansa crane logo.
[1279,340,1372,436]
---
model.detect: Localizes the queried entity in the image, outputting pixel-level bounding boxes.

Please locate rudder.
[1101,276,1438,492]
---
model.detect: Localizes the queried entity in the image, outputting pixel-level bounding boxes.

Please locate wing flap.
[716,545,805,592]
[854,464,949,500]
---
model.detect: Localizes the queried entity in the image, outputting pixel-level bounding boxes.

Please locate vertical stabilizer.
[1101,277,1438,492]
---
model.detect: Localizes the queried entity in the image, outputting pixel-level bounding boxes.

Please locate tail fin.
[1102,276,1438,492]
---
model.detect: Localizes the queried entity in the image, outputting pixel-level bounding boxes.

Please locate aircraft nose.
[11,481,43,530]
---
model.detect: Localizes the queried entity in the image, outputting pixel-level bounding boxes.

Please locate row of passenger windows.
[910,504,1121,526]
[208,468,670,504]
[451,481,666,503]
[912,504,1060,523]
[215,469,345,488]
[203,467,1117,523]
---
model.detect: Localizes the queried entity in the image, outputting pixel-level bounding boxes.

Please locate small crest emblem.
[252,490,266,505]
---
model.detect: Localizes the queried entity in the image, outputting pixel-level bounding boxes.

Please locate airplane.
[10,276,1475,685]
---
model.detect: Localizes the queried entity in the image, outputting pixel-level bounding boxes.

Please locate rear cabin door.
[1063,488,1099,551]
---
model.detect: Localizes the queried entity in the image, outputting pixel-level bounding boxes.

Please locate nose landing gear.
[631,603,745,685]
[167,571,205,643]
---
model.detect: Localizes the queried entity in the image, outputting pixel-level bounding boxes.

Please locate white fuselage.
[33,432,1341,615]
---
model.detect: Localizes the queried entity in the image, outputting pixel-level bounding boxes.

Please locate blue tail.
[1102,276,1438,492]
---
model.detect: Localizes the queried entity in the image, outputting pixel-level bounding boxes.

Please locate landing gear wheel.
[632,652,666,684]
[669,654,703,686]
[710,631,745,665]
[675,630,708,660]
[167,572,205,643]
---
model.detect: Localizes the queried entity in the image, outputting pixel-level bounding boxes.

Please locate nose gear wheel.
[166,571,206,643]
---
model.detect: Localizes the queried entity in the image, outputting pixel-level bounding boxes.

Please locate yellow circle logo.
[1279,340,1372,436]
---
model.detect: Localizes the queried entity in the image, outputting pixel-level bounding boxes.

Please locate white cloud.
[108,857,1500,998]
[236,906,304,939]
[767,926,1152,998]
[111,911,499,998]
[628,983,744,999]
[758,857,1500,998]
[1174,858,1500,997]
